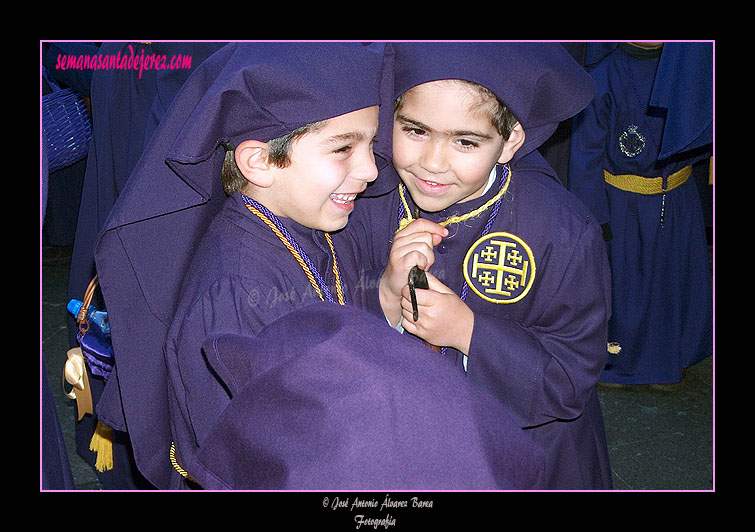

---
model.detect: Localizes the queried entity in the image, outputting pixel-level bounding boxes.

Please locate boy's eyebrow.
[321,127,379,145]
[396,113,494,140]
[323,132,365,144]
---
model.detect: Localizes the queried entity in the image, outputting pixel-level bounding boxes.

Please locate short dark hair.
[221,120,325,196]
[394,79,519,141]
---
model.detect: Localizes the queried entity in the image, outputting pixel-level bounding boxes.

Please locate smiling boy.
[158,43,388,488]
[393,80,523,212]
[351,42,614,489]
[378,78,524,347]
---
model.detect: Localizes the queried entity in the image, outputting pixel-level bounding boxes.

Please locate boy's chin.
[412,193,456,214]
[314,216,350,233]
[411,184,489,214]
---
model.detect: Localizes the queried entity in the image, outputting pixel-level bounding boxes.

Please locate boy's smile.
[392,80,512,213]
[330,192,359,208]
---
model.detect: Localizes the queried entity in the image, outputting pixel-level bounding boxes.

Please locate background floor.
[41,245,714,491]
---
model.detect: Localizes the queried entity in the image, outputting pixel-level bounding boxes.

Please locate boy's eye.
[456,138,480,150]
[402,125,427,137]
[333,144,353,154]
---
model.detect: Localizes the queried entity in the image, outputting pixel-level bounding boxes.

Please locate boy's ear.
[497,122,525,165]
[235,139,273,187]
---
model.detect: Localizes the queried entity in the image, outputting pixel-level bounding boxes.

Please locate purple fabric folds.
[190,302,546,490]
[77,329,114,379]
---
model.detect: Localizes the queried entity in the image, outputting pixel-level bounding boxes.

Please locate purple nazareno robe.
[93,42,389,489]
[343,42,613,489]
[64,42,224,488]
[567,43,712,385]
[198,303,545,490]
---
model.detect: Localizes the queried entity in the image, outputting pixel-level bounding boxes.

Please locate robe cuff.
[466,313,548,426]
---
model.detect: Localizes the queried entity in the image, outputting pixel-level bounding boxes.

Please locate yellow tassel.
[607,342,622,355]
[708,157,713,186]
[89,420,114,472]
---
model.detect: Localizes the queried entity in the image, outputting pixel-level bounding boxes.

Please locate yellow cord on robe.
[89,420,114,472]
[396,166,512,233]
[169,442,191,479]
[244,202,344,305]
[603,165,691,195]
[324,233,345,305]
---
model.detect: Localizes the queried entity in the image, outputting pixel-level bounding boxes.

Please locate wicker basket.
[42,68,92,172]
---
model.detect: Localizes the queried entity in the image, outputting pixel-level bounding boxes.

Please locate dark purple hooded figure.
[67,41,224,489]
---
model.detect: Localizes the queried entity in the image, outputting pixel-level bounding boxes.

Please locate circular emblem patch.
[463,232,536,304]
[618,124,645,158]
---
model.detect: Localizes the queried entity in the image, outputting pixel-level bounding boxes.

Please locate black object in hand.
[408,266,429,321]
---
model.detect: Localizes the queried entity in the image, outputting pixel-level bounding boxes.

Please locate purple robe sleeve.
[466,219,611,428]
[167,273,293,450]
[568,91,612,226]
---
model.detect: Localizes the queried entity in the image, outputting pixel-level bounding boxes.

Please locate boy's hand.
[379,219,448,326]
[399,271,474,355]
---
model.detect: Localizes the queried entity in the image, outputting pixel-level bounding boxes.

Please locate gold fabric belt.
[604,165,692,195]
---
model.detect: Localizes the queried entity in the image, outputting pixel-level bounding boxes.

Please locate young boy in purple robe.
[348,42,614,489]
[161,43,379,487]
[92,42,384,489]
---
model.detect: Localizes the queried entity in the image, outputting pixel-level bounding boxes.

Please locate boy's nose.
[419,141,448,173]
[352,149,379,183]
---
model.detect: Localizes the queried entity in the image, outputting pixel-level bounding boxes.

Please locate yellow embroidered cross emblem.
[463,232,536,304]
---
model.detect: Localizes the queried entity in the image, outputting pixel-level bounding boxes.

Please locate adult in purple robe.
[567,43,712,385]
[345,42,613,489]
[63,42,223,488]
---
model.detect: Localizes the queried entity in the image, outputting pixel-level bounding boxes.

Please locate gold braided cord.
[244,202,347,305]
[170,441,190,479]
[396,166,512,233]
[244,202,326,301]
[324,233,345,305]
